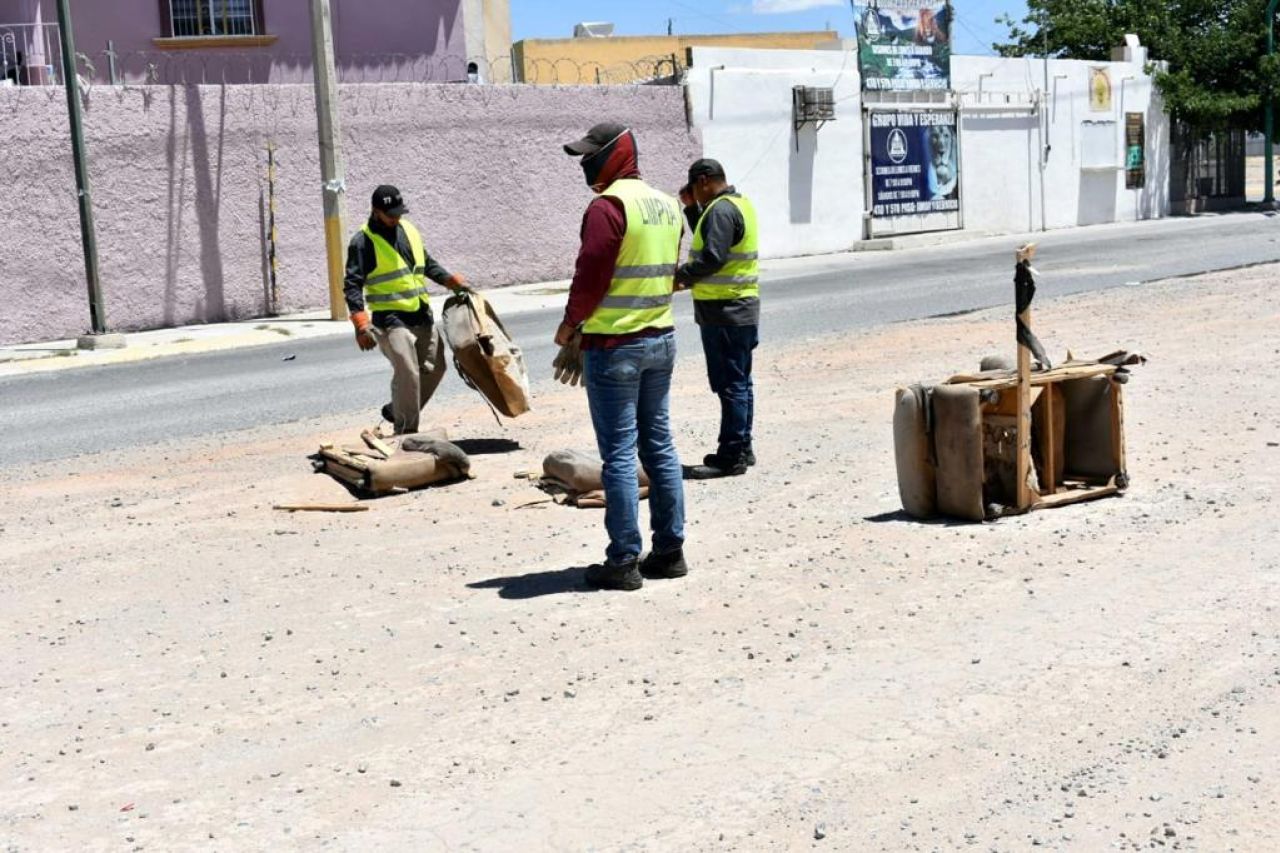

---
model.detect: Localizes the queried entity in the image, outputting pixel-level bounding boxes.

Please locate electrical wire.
[663,0,746,34]
[954,15,1002,57]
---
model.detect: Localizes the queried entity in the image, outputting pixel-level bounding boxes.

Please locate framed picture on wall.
[1089,67,1112,112]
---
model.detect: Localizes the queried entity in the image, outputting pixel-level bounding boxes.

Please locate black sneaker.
[584,560,643,591]
[380,403,395,423]
[640,548,688,579]
[744,449,756,467]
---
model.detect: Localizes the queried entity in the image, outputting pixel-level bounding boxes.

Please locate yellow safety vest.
[362,218,429,313]
[690,194,760,302]
[583,179,682,336]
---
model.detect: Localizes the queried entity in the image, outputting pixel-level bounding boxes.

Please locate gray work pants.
[373,320,447,434]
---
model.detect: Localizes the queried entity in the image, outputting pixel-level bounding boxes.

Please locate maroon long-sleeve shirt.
[563,174,677,350]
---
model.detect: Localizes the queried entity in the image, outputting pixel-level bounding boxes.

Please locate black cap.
[563,122,628,156]
[371,184,407,215]
[688,158,726,182]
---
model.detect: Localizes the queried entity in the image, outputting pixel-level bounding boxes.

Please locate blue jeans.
[700,323,758,460]
[584,333,685,566]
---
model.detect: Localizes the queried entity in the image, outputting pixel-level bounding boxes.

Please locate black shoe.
[687,453,748,480]
[685,463,747,480]
[380,403,395,423]
[640,548,688,579]
[584,560,642,591]
[704,451,752,470]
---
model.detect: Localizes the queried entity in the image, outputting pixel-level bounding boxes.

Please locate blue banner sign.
[869,110,960,218]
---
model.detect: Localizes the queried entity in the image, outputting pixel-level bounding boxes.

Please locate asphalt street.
[2,213,1276,468]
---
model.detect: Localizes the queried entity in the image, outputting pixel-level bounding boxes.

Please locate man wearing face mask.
[675,159,760,479]
[344,185,468,434]
[557,123,688,592]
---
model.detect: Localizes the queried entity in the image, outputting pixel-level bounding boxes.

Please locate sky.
[511,1,1030,56]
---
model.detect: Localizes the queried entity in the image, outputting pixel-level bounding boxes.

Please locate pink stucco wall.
[2,0,469,83]
[0,82,700,344]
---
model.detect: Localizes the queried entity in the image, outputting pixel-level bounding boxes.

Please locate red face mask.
[581,130,638,192]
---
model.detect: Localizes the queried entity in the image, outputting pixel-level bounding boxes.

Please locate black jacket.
[344,216,453,329]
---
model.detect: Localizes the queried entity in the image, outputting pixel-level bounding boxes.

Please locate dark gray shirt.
[676,187,760,327]
[344,217,452,329]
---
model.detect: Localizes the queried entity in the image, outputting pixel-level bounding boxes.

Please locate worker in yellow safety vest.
[556,123,688,591]
[676,159,760,479]
[344,185,467,434]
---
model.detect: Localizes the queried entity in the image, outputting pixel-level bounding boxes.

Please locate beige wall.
[463,0,512,82]
[484,0,512,82]
[513,31,837,85]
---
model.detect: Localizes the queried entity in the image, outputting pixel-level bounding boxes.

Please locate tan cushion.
[1062,376,1118,480]
[320,435,470,495]
[893,385,937,519]
[932,385,986,522]
[541,449,650,493]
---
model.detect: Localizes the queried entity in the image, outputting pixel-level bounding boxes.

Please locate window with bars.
[166,0,260,37]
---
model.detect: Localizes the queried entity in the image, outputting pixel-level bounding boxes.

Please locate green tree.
[996,0,1280,132]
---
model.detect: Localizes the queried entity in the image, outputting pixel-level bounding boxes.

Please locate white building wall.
[686,46,1170,257]
[951,55,1169,234]
[685,48,864,258]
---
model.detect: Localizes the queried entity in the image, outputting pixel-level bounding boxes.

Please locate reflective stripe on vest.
[583,179,682,336]
[362,218,429,313]
[690,193,760,302]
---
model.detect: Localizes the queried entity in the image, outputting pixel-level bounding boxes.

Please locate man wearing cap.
[557,123,688,592]
[676,159,760,479]
[344,185,467,434]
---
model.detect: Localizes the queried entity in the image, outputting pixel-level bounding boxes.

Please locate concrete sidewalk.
[0,280,574,378]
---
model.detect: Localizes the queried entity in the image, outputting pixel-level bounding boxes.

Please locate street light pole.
[55,0,116,345]
[308,0,349,321]
[1266,0,1278,207]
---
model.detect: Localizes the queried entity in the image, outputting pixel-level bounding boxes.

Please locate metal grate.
[1171,123,1245,204]
[170,0,257,38]
[793,86,835,122]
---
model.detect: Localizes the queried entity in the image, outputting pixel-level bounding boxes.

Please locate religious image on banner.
[1125,112,1146,189]
[857,1,952,91]
[1089,66,1113,112]
[869,111,961,218]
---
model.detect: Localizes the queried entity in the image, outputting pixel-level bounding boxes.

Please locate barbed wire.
[1,50,687,88]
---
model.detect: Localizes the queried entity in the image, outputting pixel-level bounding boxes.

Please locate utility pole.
[1266,0,1279,207]
[309,0,348,320]
[56,0,120,348]
[1040,6,1050,231]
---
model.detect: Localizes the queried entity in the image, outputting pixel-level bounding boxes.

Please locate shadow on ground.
[455,438,522,456]
[863,509,972,527]
[467,566,596,599]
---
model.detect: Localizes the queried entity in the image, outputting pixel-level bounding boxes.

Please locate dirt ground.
[2,264,1278,852]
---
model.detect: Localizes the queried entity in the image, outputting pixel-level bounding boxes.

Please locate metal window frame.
[161,0,262,38]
